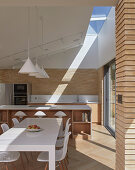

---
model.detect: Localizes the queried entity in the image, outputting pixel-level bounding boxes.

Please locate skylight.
[87,7,112,35]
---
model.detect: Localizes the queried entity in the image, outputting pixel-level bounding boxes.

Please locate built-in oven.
[14,84,27,96]
[14,96,27,105]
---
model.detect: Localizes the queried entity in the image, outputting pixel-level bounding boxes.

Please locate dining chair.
[0,151,20,170]
[1,123,9,133]
[55,111,67,138]
[15,111,27,121]
[34,111,47,118]
[55,111,67,118]
[58,118,71,138]
[37,132,71,170]
[12,118,19,126]
[56,124,71,148]
[1,123,27,169]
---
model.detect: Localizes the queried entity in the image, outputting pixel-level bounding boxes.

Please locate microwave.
[14,84,27,95]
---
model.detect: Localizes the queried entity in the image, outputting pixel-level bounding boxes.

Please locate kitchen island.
[0,105,92,139]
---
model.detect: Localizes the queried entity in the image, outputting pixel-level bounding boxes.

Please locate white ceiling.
[0,0,118,7]
[0,0,118,69]
[0,6,93,68]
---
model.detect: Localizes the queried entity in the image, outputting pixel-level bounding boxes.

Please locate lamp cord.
[28,7,30,58]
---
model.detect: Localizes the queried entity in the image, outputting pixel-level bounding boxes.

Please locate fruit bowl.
[26,125,41,132]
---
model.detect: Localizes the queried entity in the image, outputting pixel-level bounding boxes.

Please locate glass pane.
[109,62,116,130]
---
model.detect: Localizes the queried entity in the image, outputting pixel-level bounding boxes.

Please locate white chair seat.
[56,138,64,148]
[37,149,63,162]
[55,111,66,118]
[0,152,20,162]
[15,111,27,118]
[34,111,47,118]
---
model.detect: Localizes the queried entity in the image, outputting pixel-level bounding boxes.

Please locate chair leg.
[64,159,68,170]
[2,163,5,170]
[30,152,34,160]
[12,162,17,170]
[24,152,29,163]
[61,160,65,170]
[59,161,63,170]
[5,164,8,170]
[44,162,48,170]
[20,153,25,170]
[66,154,69,164]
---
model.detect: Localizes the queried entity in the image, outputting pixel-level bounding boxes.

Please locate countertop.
[29,101,99,104]
[0,105,91,111]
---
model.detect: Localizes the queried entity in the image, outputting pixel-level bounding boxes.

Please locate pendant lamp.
[29,15,49,78]
[36,66,49,78]
[19,57,38,74]
[19,7,38,74]
[37,17,49,78]
[29,63,44,78]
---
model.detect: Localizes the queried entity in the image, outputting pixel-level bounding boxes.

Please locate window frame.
[104,59,116,138]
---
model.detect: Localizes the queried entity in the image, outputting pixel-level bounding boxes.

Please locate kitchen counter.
[0,105,91,111]
[0,104,92,138]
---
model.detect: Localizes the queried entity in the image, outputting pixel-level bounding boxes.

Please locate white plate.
[26,128,41,132]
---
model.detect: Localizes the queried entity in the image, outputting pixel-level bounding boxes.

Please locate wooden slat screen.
[116,0,135,169]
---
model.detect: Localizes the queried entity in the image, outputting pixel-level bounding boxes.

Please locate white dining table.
[0,118,62,170]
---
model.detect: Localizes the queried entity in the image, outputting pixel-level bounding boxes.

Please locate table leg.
[49,146,55,170]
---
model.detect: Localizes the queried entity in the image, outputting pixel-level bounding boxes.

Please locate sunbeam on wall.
[62,35,97,82]
[48,34,97,103]
[47,84,68,103]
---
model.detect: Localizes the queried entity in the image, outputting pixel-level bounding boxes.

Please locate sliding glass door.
[104,60,116,137]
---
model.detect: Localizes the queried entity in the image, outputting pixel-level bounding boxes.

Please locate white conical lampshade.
[29,63,41,77]
[36,66,49,78]
[19,57,38,74]
[35,66,49,78]
[29,63,46,78]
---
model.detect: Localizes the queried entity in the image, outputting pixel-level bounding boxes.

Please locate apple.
[33,125,38,129]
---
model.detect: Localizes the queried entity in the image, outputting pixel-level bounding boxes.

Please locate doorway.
[104,59,116,137]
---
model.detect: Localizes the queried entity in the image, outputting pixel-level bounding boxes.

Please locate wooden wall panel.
[0,69,98,95]
[116,0,135,169]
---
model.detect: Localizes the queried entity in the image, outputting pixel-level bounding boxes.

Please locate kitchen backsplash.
[29,95,98,103]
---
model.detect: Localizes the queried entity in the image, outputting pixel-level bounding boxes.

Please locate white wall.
[79,37,98,69]
[98,7,116,68]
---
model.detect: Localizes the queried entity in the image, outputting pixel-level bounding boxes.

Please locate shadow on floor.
[92,129,112,137]
[68,146,114,170]
[87,140,116,153]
